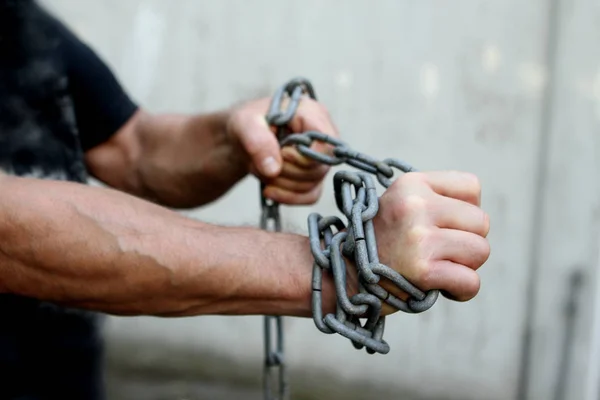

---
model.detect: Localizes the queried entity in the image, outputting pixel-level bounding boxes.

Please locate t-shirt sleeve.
[53,17,139,152]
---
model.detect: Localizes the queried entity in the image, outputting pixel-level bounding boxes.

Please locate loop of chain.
[307,171,440,354]
[263,77,439,361]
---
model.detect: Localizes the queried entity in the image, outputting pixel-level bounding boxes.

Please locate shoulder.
[17,2,89,61]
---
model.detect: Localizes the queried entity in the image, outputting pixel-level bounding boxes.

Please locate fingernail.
[261,157,279,176]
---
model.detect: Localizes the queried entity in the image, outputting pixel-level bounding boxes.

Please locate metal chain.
[260,78,315,400]
[262,317,286,400]
[260,77,439,398]
[307,168,440,355]
[260,190,287,400]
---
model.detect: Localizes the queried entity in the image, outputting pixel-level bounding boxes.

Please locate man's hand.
[225,96,340,205]
[86,95,340,209]
[373,170,490,314]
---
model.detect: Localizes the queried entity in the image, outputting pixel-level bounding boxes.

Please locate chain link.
[260,77,439,398]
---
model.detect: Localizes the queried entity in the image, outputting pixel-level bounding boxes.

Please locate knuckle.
[299,185,323,205]
[463,171,482,195]
[247,136,276,158]
[448,272,481,302]
[465,171,481,188]
[316,164,330,176]
[301,181,318,192]
[314,101,330,117]
[392,171,427,192]
[414,260,435,289]
[311,184,324,199]
[463,275,481,300]
[464,235,491,270]
[478,238,491,265]
[393,194,428,220]
[404,225,430,248]
[402,171,427,184]
[226,109,243,132]
[466,236,491,269]
[302,196,318,206]
[481,211,491,237]
[312,101,333,121]
[306,197,319,205]
[245,141,267,158]
[234,105,254,123]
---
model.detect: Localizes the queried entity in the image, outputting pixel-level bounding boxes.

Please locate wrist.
[140,109,249,207]
[315,237,360,316]
[206,109,250,182]
[242,231,358,319]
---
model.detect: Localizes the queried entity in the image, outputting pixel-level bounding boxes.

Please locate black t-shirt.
[0,1,138,179]
[0,1,138,399]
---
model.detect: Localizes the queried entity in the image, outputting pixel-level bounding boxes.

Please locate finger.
[420,171,482,206]
[423,260,481,302]
[378,259,480,310]
[285,99,341,170]
[278,160,330,182]
[288,99,339,139]
[264,176,322,193]
[281,146,323,169]
[430,228,491,270]
[431,196,490,237]
[263,184,323,205]
[233,113,282,178]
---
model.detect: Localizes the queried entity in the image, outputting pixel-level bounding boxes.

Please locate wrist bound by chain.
[263,77,439,357]
[307,170,439,355]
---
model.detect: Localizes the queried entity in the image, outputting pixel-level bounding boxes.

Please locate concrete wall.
[39,1,600,399]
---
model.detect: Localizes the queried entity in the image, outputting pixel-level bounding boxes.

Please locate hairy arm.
[0,173,329,317]
[85,96,338,209]
[85,109,250,208]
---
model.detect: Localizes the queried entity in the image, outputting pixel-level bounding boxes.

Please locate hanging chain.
[260,182,287,400]
[260,190,287,400]
[260,77,440,398]
[260,78,315,400]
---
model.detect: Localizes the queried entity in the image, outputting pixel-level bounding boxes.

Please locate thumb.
[236,114,283,178]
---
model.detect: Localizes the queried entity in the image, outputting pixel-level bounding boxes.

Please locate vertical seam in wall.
[515,0,563,398]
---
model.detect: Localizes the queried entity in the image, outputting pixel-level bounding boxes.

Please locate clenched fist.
[373,170,490,313]
[225,96,339,205]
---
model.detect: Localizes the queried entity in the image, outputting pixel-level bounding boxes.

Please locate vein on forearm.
[133,111,248,208]
[0,176,314,317]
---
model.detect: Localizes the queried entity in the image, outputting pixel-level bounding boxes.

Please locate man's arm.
[84,97,338,209]
[84,109,248,208]
[47,9,337,209]
[0,172,321,317]
[0,170,489,318]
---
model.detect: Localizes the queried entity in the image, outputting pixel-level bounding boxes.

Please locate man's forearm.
[131,110,249,208]
[0,174,318,317]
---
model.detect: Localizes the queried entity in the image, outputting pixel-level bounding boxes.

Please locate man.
[0,0,491,399]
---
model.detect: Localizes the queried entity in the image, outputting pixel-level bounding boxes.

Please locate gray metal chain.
[260,77,439,398]
[307,168,439,354]
[259,78,313,400]
[260,189,288,400]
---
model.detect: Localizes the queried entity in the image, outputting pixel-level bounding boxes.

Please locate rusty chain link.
[260,77,439,398]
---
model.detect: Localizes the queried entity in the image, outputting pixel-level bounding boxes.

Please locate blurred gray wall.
[39,1,600,399]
